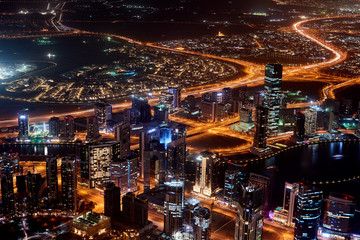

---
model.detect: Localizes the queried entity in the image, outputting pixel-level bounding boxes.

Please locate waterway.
[233,141,360,207]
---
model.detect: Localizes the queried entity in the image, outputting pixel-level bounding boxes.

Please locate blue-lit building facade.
[264,64,282,136]
[140,123,186,191]
[168,87,181,108]
[224,163,247,206]
[318,193,356,240]
[18,112,29,139]
[294,184,323,240]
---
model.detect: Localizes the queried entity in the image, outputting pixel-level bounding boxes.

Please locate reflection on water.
[245,141,360,207]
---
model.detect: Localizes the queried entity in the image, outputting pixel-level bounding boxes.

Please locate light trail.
[292,18,346,70]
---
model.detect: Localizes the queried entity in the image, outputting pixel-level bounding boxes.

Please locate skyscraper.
[164,180,184,237]
[234,183,264,240]
[184,95,196,114]
[132,96,151,123]
[224,163,247,206]
[25,171,42,212]
[159,92,175,109]
[86,116,99,141]
[18,112,29,138]
[253,106,268,149]
[104,182,121,218]
[249,173,271,215]
[294,112,305,140]
[237,108,253,133]
[154,105,169,123]
[94,100,112,127]
[201,101,217,122]
[49,116,61,137]
[166,136,186,181]
[86,142,121,188]
[305,109,317,137]
[283,182,299,226]
[168,87,181,108]
[328,111,339,132]
[222,87,232,104]
[294,184,323,240]
[193,207,211,240]
[183,198,201,227]
[114,122,131,159]
[140,129,166,191]
[122,192,148,227]
[124,108,139,125]
[193,151,223,197]
[1,155,15,217]
[46,156,58,208]
[63,115,75,140]
[319,193,356,240]
[110,156,138,195]
[264,64,282,136]
[61,156,77,211]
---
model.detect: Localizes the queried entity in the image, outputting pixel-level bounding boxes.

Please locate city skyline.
[0,0,360,239]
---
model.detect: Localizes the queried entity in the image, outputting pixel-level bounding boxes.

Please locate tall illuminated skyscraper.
[283,182,299,226]
[294,112,305,140]
[264,64,282,136]
[86,116,99,141]
[319,193,356,240]
[49,116,61,137]
[110,156,138,195]
[154,105,169,123]
[159,92,175,109]
[234,183,264,240]
[85,142,121,188]
[25,171,42,212]
[140,123,186,191]
[1,155,15,217]
[94,100,112,127]
[18,112,29,138]
[46,156,58,208]
[114,122,131,159]
[193,207,211,240]
[224,163,247,206]
[294,184,323,240]
[305,109,317,137]
[222,87,232,104]
[132,96,151,123]
[63,115,75,140]
[61,156,77,211]
[166,135,186,181]
[140,129,166,191]
[193,151,223,197]
[253,106,268,149]
[168,87,181,108]
[164,180,184,237]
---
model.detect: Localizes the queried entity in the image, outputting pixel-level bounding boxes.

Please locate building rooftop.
[73,211,109,227]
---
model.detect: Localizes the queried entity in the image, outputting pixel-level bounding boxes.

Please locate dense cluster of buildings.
[5,64,360,240]
[157,29,332,66]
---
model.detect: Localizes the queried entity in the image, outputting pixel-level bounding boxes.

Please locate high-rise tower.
[264,64,282,136]
[234,183,264,240]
